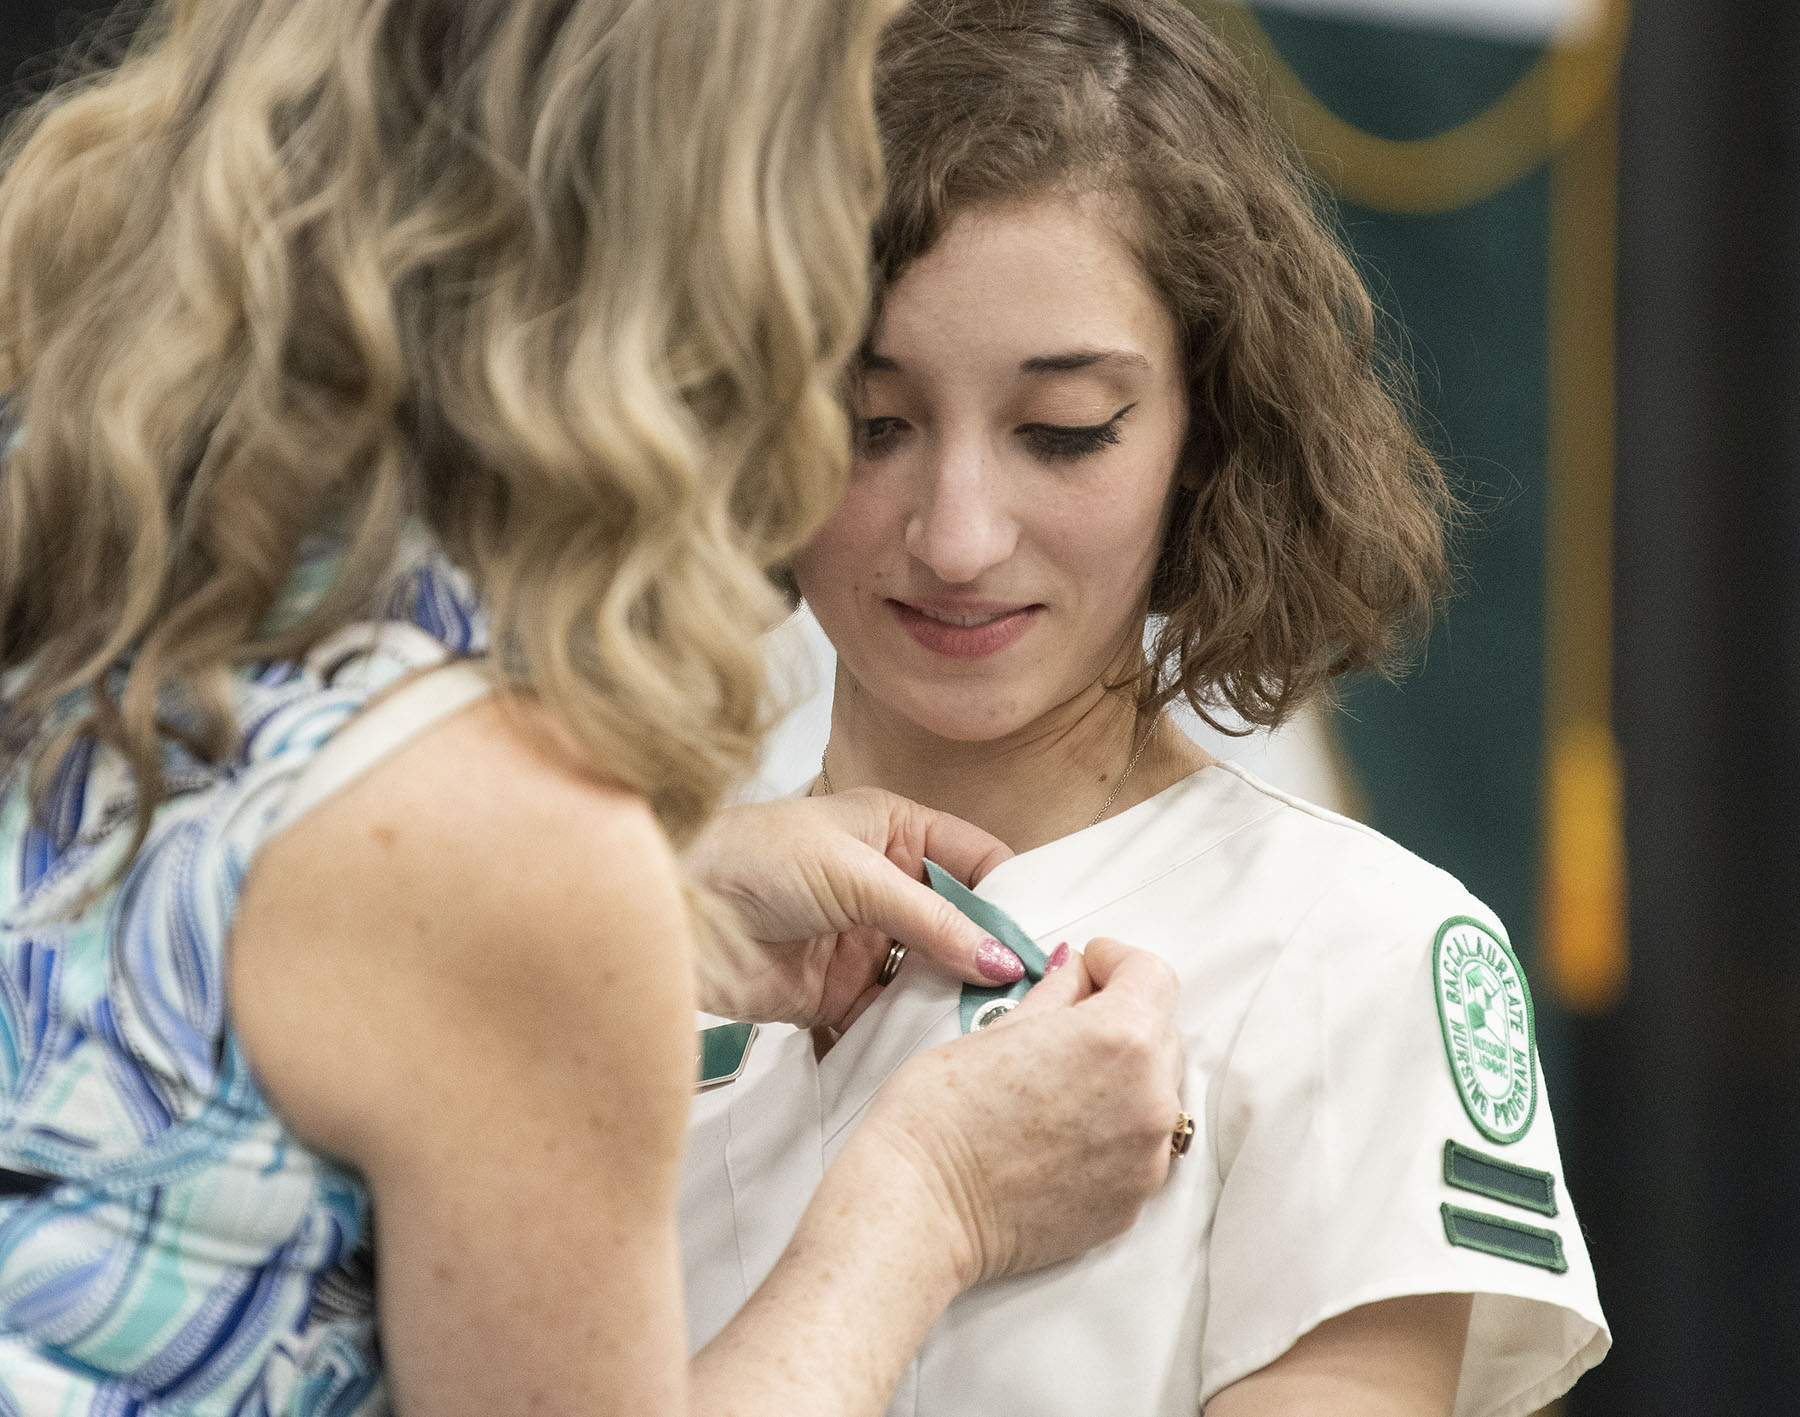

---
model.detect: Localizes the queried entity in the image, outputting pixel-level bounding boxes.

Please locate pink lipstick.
[890,599,1040,659]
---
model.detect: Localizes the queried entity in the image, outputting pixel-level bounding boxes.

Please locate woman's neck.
[820,667,1214,855]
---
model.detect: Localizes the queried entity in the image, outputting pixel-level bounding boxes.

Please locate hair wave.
[0,0,902,849]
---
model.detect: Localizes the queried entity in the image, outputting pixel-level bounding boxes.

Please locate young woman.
[679,2,1609,1414]
[0,0,1189,1413]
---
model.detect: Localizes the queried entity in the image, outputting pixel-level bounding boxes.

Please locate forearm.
[1203,1294,1471,1417]
[690,1130,970,1417]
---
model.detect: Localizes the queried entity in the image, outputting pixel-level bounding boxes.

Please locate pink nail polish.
[1046,942,1071,972]
[976,938,1026,984]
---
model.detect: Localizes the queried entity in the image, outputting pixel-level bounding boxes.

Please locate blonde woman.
[681,2,1609,1414]
[0,1,1188,1413]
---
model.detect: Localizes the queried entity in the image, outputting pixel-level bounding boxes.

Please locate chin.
[888,683,1035,745]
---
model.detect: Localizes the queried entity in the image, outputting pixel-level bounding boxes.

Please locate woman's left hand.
[685,789,1023,1029]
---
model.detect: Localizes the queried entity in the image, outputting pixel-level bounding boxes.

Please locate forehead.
[871,193,1179,373]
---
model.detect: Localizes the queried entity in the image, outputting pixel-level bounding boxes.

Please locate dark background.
[1571,0,1800,1406]
[4,0,1798,1411]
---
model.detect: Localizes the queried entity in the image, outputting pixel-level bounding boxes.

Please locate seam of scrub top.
[969,762,1228,902]
[971,763,1286,941]
[819,973,962,1147]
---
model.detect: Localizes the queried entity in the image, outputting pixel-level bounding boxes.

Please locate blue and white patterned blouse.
[0,535,487,1415]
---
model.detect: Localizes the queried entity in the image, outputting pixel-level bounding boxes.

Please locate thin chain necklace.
[814,717,1157,830]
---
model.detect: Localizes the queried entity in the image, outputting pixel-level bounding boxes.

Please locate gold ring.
[876,941,908,987]
[1170,1112,1195,1159]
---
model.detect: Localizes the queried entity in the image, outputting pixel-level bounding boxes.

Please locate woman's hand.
[685,789,1024,1028]
[695,934,1184,1415]
[849,936,1186,1284]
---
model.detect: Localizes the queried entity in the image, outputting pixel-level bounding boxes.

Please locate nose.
[903,434,1018,585]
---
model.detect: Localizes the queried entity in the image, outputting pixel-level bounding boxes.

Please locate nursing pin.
[696,1022,758,1091]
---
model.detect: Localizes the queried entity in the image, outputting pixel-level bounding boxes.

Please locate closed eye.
[1018,404,1136,462]
[856,416,909,457]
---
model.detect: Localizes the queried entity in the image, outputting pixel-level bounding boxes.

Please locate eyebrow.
[1018,349,1152,375]
[857,348,1152,375]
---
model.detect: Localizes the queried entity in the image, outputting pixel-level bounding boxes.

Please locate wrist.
[829,1107,984,1297]
[680,872,755,1017]
[697,1098,976,1416]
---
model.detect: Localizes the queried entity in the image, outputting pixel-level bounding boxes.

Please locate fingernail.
[976,938,1026,983]
[1045,943,1071,972]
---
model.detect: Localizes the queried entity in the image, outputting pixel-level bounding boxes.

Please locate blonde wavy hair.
[0,0,899,851]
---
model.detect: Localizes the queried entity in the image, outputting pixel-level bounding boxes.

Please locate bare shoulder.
[230,693,694,1176]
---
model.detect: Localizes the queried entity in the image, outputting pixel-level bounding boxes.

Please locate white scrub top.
[679,762,1610,1416]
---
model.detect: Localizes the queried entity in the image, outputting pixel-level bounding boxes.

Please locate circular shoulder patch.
[1433,916,1538,1144]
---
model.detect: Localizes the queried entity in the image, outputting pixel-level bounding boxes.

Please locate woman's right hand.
[852,937,1184,1286]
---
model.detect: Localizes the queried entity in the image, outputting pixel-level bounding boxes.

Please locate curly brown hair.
[872,0,1453,731]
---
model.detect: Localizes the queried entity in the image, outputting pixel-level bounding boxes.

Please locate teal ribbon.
[696,1022,758,1089]
[923,860,1049,1033]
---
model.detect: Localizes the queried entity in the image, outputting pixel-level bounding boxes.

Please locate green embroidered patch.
[1440,1203,1567,1273]
[696,1022,758,1091]
[1443,1139,1558,1216]
[1433,916,1538,1144]
[922,860,1049,1034]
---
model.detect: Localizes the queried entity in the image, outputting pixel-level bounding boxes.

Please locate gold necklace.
[815,717,1157,830]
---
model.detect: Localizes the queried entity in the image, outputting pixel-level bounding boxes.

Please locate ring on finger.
[1170,1112,1195,1159]
[876,941,908,987]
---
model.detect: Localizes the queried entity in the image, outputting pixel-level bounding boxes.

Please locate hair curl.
[0,0,902,849]
[871,0,1454,731]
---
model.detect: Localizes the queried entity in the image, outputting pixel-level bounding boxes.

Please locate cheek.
[793,476,902,604]
[1046,468,1174,612]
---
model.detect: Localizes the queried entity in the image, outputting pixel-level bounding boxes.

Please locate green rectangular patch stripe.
[1440,1203,1567,1274]
[1442,1140,1558,1216]
[697,1022,758,1090]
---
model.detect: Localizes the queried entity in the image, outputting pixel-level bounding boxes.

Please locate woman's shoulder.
[231,694,693,1166]
[239,691,683,997]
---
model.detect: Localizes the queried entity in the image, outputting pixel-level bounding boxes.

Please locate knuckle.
[927,894,965,936]
[1149,954,1180,994]
[1076,1023,1160,1093]
[1083,1020,1135,1071]
[850,784,903,822]
[1126,952,1179,1006]
[1109,1016,1161,1073]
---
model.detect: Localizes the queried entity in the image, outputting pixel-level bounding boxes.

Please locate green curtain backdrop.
[1199,2,1800,1411]
[1257,9,1555,982]
[1188,0,1628,1115]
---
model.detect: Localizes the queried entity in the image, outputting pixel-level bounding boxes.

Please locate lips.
[915,607,1017,629]
[890,599,1041,659]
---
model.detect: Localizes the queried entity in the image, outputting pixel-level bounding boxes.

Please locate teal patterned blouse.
[0,536,486,1415]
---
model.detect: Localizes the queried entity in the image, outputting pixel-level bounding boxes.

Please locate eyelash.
[856,418,907,456]
[856,404,1136,463]
[1020,408,1132,462]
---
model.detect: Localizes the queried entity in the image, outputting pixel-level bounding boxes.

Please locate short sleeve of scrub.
[1201,874,1608,1417]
